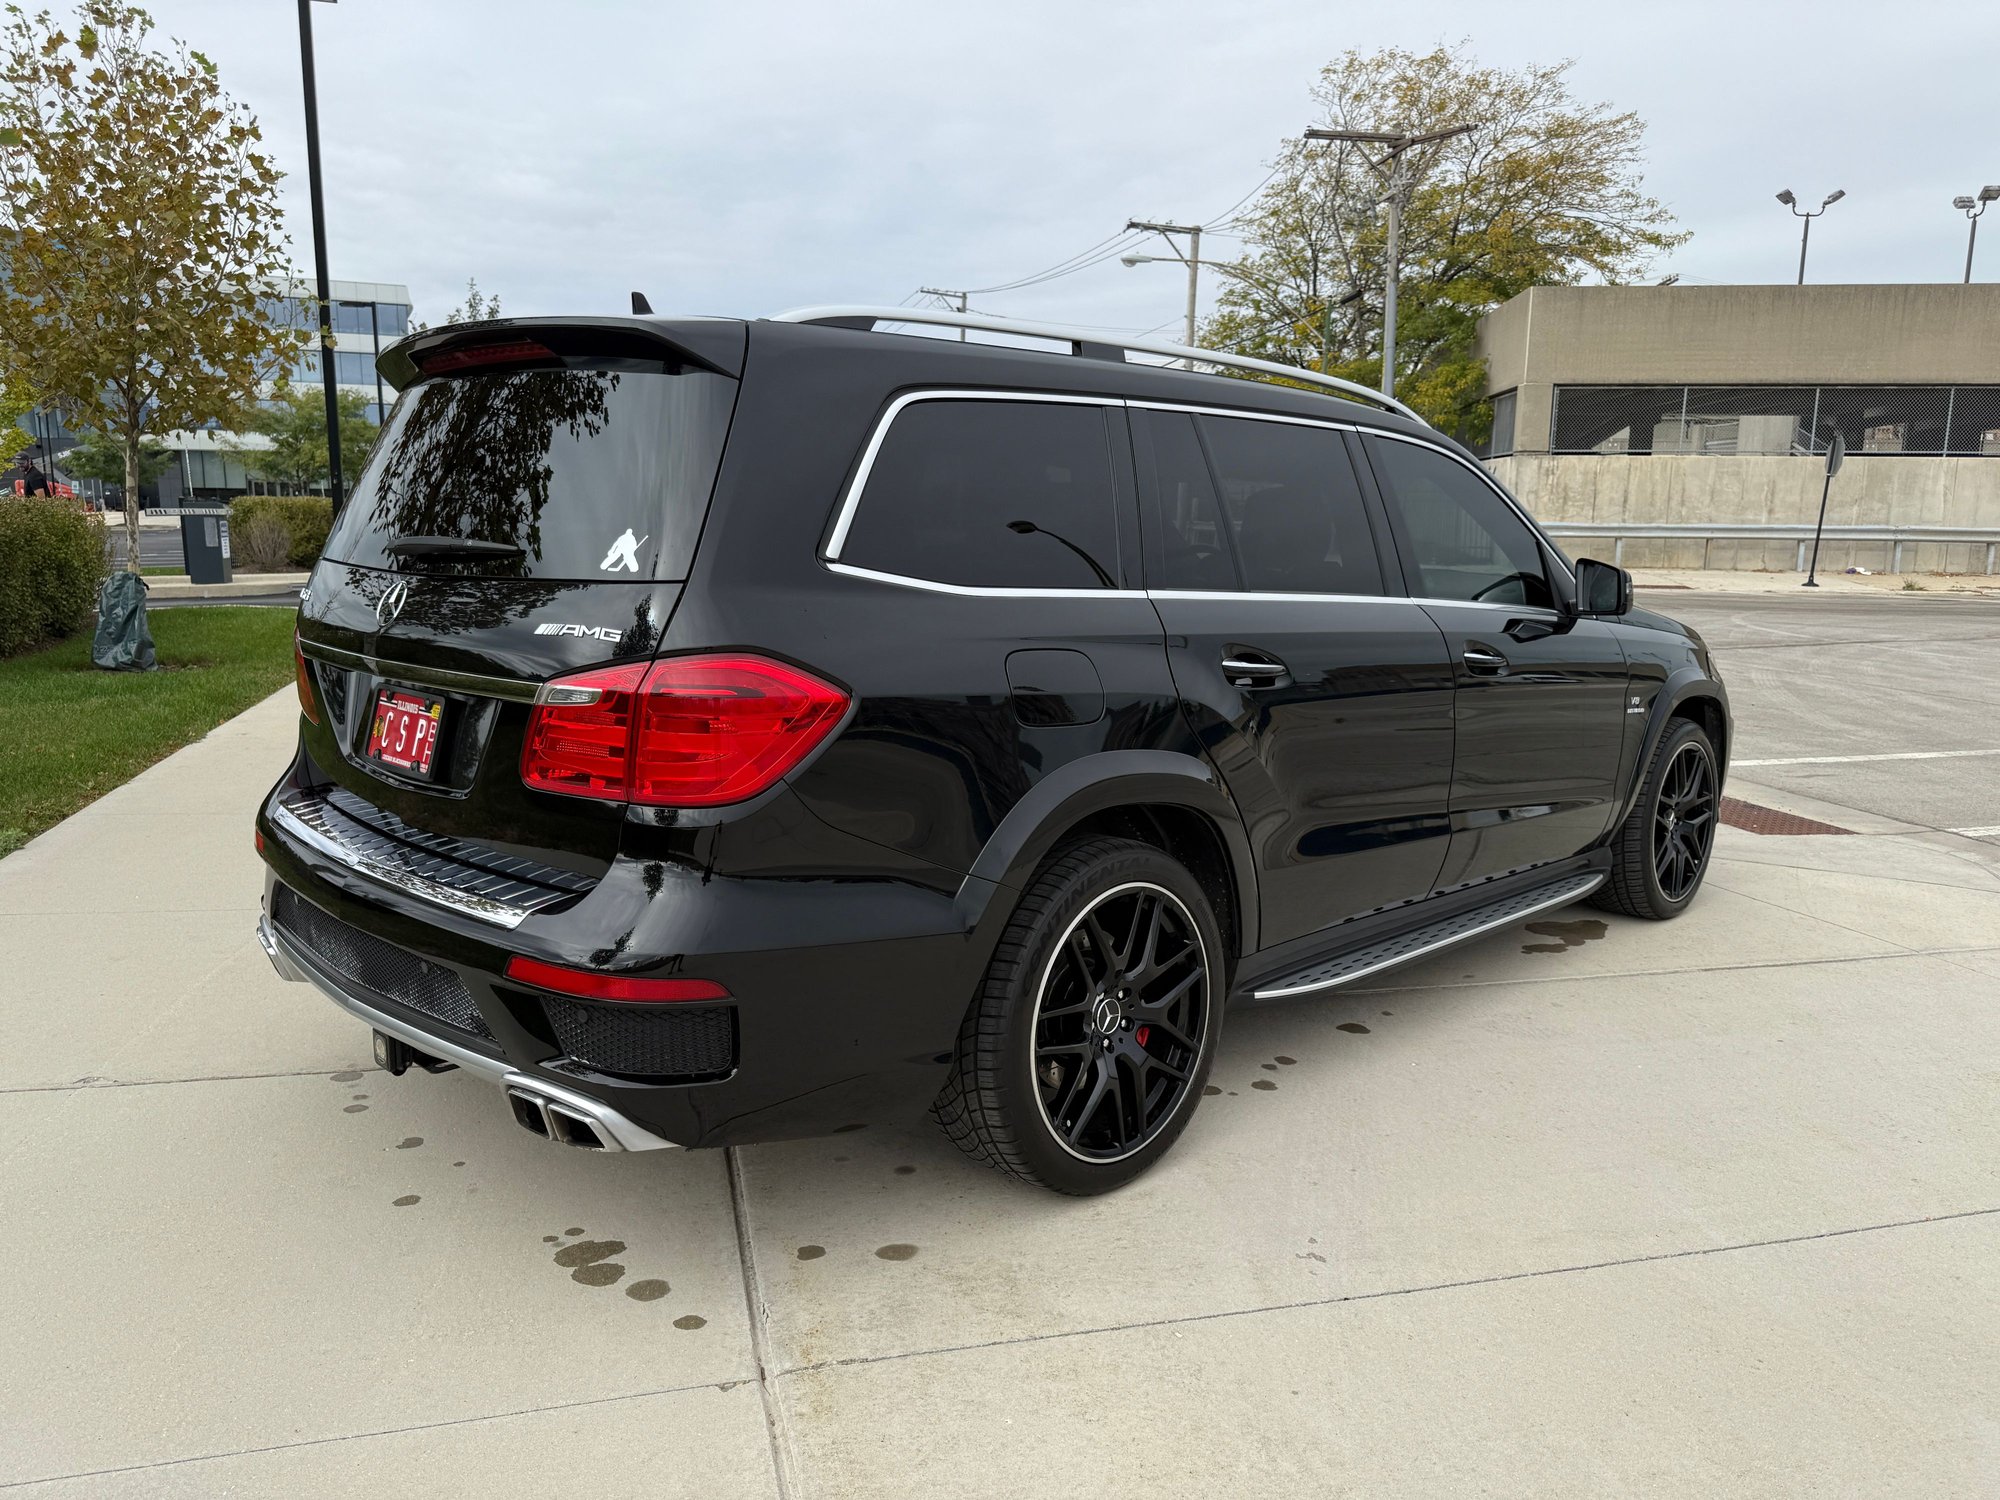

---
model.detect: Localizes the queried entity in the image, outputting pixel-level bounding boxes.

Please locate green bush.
[228,494,333,570]
[0,498,105,658]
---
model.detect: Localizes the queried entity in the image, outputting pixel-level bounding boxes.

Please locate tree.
[1201,46,1686,437]
[0,1,306,575]
[227,388,378,492]
[412,277,502,332]
[61,430,174,488]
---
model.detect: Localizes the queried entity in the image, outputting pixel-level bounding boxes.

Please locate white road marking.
[1733,749,2000,768]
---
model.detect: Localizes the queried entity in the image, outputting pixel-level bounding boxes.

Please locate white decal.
[599,528,649,573]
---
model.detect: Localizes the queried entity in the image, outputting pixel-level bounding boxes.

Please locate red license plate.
[366,688,445,779]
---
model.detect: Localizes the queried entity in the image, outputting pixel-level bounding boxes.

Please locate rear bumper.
[257,913,678,1151]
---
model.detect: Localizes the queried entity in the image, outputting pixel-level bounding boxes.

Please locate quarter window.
[1368,437,1554,609]
[839,400,1122,590]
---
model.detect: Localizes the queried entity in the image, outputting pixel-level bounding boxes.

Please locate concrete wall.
[1488,453,2000,574]
[1477,284,2000,456]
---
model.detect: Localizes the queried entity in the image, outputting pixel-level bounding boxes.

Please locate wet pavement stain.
[563,1227,585,1237]
[1251,1079,1278,1091]
[797,1245,827,1260]
[554,1239,625,1270]
[331,1071,362,1083]
[451,1161,465,1168]
[1521,918,1608,955]
[397,1137,422,1149]
[626,1279,670,1302]
[543,1235,560,1244]
[393,1195,419,1207]
[1261,1062,1278,1071]
[1275,1056,1297,1065]
[674,1315,707,1330]
[1202,1085,1222,1096]
[343,1104,368,1113]
[571,1262,625,1287]
[875,1244,919,1261]
[893,1165,916,1176]
[1336,1023,1370,1034]
[351,1094,368,1101]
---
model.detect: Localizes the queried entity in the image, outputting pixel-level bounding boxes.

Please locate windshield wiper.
[382,536,526,560]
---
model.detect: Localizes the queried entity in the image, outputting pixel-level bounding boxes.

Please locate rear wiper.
[383,536,526,560]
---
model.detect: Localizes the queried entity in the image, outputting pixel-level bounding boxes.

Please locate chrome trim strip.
[1127,398,1361,433]
[271,797,560,930]
[825,560,1144,600]
[823,388,1125,562]
[769,305,1429,425]
[1148,588,1400,606]
[259,916,677,1152]
[299,639,540,704]
[1252,872,1606,1000]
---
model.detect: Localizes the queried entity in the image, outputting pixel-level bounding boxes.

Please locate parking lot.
[2,587,1995,1497]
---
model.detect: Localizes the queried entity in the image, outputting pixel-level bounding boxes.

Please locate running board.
[1251,871,1607,1000]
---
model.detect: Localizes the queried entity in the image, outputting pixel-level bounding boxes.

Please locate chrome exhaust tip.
[504,1083,623,1151]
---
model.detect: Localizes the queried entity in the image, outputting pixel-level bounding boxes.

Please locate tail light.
[521,653,849,807]
[417,339,556,375]
[295,632,320,725]
[503,956,729,1003]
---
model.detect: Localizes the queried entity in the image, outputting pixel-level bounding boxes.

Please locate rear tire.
[1593,718,1720,920]
[932,837,1224,1196]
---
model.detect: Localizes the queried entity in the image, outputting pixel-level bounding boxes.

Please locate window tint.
[1194,415,1383,595]
[1368,437,1553,609]
[325,363,736,580]
[1146,411,1239,590]
[840,400,1121,589]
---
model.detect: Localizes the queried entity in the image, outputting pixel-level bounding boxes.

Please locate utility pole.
[1304,124,1473,402]
[298,0,343,509]
[919,286,969,340]
[1126,220,1203,351]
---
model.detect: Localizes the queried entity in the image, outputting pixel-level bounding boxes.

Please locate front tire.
[932,838,1224,1195]
[1593,719,1720,919]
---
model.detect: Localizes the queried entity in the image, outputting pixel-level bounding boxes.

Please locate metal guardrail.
[1540,522,2000,575]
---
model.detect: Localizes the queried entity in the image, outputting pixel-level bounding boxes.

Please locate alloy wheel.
[1031,881,1210,1163]
[1653,740,1718,902]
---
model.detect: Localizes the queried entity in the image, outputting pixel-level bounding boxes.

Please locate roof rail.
[767,304,1428,427]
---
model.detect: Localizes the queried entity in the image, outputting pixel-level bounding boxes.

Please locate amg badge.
[535,622,624,644]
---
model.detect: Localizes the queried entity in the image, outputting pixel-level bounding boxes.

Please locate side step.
[1251,871,1607,1000]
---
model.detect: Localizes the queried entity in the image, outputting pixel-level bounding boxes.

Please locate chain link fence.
[1550,386,2000,458]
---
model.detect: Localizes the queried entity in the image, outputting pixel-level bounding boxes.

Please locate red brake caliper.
[1134,1025,1151,1047]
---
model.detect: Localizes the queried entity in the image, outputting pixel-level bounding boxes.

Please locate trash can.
[180,510,233,584]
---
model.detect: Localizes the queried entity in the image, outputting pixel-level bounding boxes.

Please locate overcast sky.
[149,0,2000,333]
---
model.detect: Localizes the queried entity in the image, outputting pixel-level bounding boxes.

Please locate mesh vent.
[271,885,493,1039]
[544,998,735,1080]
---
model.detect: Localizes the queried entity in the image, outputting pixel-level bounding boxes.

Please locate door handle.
[1462,644,1510,676]
[1221,652,1289,687]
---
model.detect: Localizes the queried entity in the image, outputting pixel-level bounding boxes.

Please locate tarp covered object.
[92,570,156,672]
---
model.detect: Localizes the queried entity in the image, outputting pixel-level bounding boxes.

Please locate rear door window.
[324,362,736,580]
[1193,414,1384,596]
[836,399,1123,590]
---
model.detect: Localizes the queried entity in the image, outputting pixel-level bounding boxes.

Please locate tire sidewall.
[994,843,1225,1194]
[1639,721,1718,915]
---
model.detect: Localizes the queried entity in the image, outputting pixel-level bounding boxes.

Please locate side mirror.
[1574,557,1632,616]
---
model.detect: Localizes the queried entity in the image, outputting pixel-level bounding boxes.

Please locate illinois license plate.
[366,688,444,779]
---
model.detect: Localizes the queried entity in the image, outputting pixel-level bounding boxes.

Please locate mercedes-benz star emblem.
[375,578,410,629]
[1091,994,1123,1036]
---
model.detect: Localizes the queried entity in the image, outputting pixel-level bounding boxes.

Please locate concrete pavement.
[3,594,1997,1496]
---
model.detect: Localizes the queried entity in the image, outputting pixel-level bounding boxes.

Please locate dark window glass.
[1195,414,1383,595]
[1487,389,1516,458]
[376,304,410,336]
[1146,411,1239,590]
[324,363,736,580]
[1369,437,1553,609]
[841,400,1120,589]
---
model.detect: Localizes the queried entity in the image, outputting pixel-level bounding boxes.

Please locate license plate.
[366,688,445,779]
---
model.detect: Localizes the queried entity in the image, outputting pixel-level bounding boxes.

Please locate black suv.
[256,308,1728,1195]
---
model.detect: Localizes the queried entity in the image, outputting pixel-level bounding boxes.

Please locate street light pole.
[297,0,343,510]
[1953,187,2000,283]
[1775,188,1845,285]
[1303,124,1473,402]
[1126,220,1203,350]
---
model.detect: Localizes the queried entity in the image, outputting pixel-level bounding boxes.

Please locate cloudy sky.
[149,0,2000,332]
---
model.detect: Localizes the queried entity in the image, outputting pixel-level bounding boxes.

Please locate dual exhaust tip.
[507,1085,611,1150]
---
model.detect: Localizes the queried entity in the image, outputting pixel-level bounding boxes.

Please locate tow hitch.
[373,1029,456,1077]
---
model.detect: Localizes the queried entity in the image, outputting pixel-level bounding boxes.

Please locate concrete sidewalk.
[3,692,1996,1496]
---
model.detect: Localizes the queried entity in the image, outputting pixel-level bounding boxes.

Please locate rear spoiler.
[377,315,747,389]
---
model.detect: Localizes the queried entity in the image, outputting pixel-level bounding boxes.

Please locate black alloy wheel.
[1593,718,1721,920]
[1031,881,1208,1162]
[1653,738,1718,903]
[933,837,1224,1194]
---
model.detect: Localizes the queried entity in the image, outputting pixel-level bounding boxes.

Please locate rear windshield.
[324,361,736,580]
